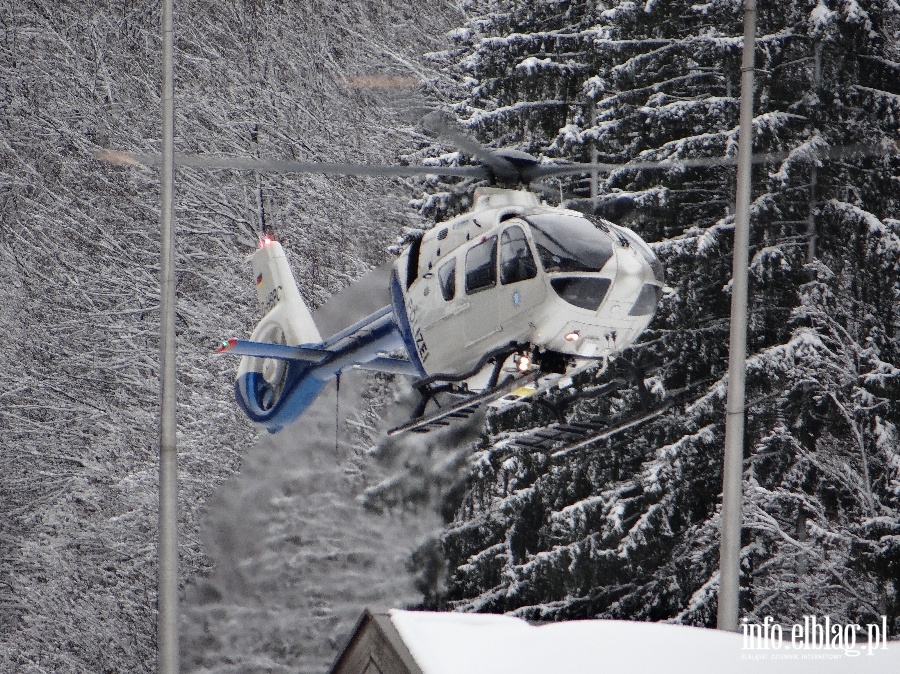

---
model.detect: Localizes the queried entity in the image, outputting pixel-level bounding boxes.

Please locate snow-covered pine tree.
[416,0,900,631]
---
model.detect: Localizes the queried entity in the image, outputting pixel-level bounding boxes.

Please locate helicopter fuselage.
[391,187,665,381]
[221,187,665,432]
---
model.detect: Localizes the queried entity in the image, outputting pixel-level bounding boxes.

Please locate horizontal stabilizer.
[216,335,418,375]
[216,338,328,363]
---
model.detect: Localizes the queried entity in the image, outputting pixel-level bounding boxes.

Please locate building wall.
[329,611,423,674]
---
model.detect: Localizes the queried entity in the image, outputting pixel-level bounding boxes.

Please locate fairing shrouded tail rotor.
[256,324,288,410]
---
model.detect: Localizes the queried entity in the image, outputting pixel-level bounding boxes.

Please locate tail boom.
[224,240,423,432]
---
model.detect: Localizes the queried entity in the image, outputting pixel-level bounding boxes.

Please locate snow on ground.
[390,610,900,674]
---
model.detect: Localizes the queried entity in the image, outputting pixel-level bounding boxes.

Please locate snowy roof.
[388,610,900,674]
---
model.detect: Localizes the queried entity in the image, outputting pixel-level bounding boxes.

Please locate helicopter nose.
[626,252,664,318]
[615,248,645,300]
[600,246,659,318]
[619,246,645,279]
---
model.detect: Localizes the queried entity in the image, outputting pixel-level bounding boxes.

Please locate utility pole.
[158,0,180,671]
[717,0,757,633]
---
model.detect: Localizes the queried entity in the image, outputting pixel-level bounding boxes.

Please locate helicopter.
[104,124,889,435]
[209,139,667,435]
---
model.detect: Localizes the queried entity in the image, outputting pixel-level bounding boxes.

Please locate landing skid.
[387,358,607,437]
[387,373,535,436]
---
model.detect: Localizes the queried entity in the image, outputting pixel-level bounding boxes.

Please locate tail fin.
[247,238,321,346]
[234,239,324,429]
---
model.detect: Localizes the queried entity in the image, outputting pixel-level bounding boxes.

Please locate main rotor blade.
[96,140,893,184]
[421,112,520,181]
[526,141,897,180]
[95,149,490,180]
[524,156,750,180]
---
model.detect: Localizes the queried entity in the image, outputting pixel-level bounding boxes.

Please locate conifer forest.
[2,1,899,672]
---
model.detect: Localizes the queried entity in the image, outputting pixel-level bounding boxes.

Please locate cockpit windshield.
[525,213,614,274]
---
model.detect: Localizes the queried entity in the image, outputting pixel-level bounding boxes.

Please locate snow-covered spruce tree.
[412,0,900,630]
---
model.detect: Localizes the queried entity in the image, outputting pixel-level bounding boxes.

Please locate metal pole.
[717,0,756,633]
[158,0,179,671]
[590,100,598,202]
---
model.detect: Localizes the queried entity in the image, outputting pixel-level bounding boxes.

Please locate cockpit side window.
[500,226,538,285]
[438,258,456,301]
[406,234,422,288]
[465,236,497,294]
[526,213,614,273]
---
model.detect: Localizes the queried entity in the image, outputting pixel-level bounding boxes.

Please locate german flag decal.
[256,273,263,286]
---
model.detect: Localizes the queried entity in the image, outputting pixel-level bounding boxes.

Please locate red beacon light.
[565,331,580,342]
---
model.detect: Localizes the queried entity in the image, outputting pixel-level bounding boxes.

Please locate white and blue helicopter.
[213,144,666,434]
[102,122,892,436]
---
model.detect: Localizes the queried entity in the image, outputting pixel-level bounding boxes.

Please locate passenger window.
[500,226,538,285]
[438,259,456,301]
[465,236,497,294]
